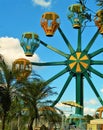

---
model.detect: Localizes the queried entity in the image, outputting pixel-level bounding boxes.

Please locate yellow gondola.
[12,58,32,81]
[94,10,103,34]
[41,12,60,36]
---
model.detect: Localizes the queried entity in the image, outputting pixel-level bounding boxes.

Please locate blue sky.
[0,0,103,116]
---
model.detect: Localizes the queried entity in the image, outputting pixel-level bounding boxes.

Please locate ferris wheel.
[13,3,103,115]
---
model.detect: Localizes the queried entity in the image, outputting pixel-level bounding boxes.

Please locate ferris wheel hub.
[68,52,90,73]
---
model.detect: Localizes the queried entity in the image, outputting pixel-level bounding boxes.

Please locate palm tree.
[6,95,29,130]
[0,57,62,130]
[0,86,11,130]
[16,79,58,130]
[96,0,103,8]
[0,59,14,130]
[39,106,62,129]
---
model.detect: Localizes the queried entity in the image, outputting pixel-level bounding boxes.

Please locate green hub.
[68,52,90,73]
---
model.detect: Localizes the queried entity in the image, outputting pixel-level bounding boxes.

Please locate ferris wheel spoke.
[44,67,69,85]
[89,48,103,58]
[84,72,103,105]
[88,66,103,78]
[39,40,69,58]
[83,30,99,53]
[58,27,75,54]
[31,61,67,66]
[52,72,74,106]
[77,29,82,51]
[91,60,103,65]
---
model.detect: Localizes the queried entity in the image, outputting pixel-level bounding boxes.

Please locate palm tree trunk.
[2,112,6,130]
[18,115,21,130]
[28,117,34,130]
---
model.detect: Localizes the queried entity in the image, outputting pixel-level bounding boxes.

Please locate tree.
[84,114,93,123]
[0,60,14,130]
[96,0,103,8]
[6,95,29,130]
[16,79,59,130]
[39,106,62,129]
[0,60,61,130]
[0,86,11,130]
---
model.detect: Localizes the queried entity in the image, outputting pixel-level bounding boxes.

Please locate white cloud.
[84,99,99,115]
[84,99,98,106]
[0,37,40,69]
[32,0,51,8]
[84,107,96,115]
[100,88,103,93]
